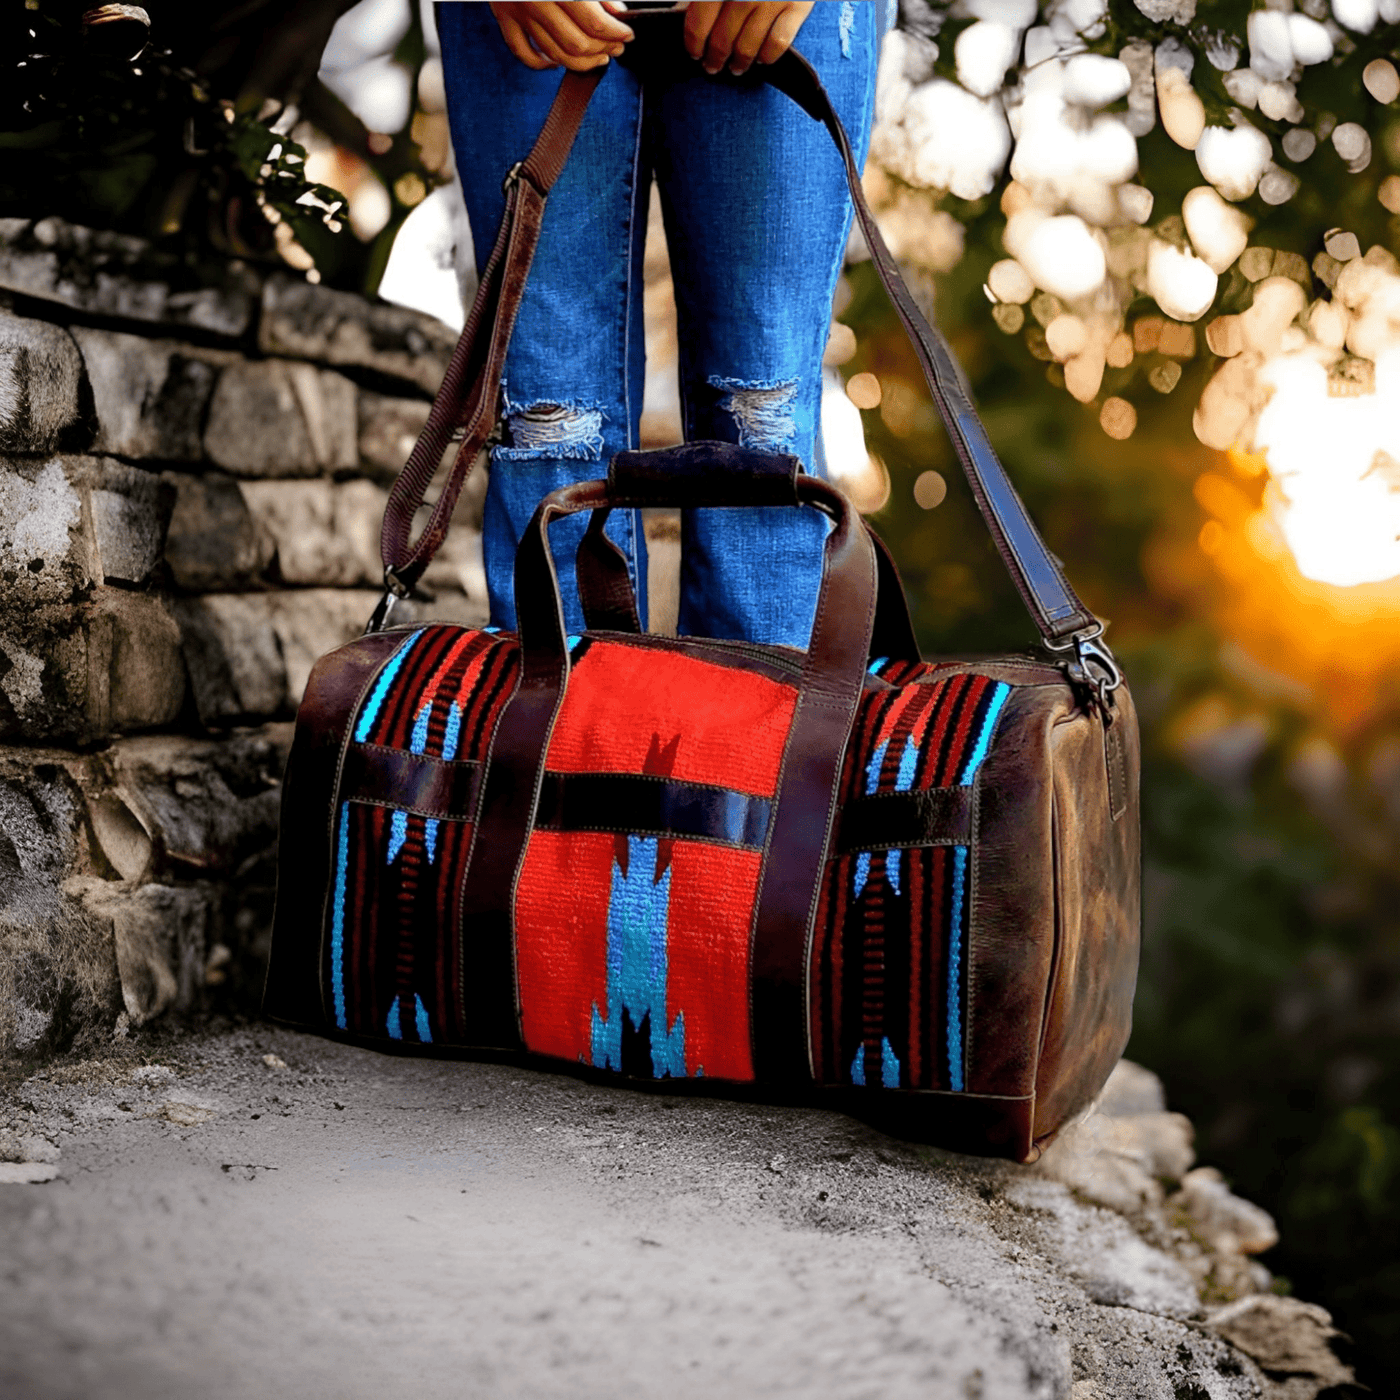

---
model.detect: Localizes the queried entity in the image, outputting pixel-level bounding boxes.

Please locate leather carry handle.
[514,467,871,675]
[374,48,1108,662]
[571,441,920,660]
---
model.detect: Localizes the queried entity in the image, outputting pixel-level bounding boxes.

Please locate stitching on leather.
[320,635,412,1026]
[840,836,966,853]
[545,769,777,799]
[745,684,798,1076]
[796,526,877,1079]
[966,739,983,1094]
[347,796,473,822]
[354,744,480,769]
[1105,711,1129,821]
[1034,783,1066,1109]
[531,822,760,851]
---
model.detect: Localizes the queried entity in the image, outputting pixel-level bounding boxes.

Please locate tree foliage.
[0,0,437,290]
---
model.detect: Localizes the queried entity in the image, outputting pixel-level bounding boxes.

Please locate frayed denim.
[437,1,885,646]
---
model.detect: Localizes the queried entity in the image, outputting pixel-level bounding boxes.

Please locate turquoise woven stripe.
[330,802,351,1030]
[352,630,424,743]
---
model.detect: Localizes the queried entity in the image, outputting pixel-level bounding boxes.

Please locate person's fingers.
[725,6,774,74]
[684,2,724,62]
[525,4,610,59]
[525,26,615,72]
[699,2,754,74]
[567,1,635,43]
[495,10,556,69]
[755,2,813,65]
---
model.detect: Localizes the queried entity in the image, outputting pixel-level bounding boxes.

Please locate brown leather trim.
[376,189,513,584]
[453,679,554,1049]
[750,479,878,1085]
[452,486,597,1049]
[1105,707,1129,821]
[608,442,801,506]
[519,66,605,192]
[262,629,413,1028]
[835,786,972,853]
[536,772,771,849]
[341,744,481,821]
[867,526,920,662]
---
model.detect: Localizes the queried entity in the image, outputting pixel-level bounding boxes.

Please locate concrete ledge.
[0,1034,1354,1400]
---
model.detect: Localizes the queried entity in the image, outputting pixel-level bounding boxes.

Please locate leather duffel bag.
[262,51,1139,1164]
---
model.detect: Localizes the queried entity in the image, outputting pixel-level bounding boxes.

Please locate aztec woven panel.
[322,627,1014,1087]
[327,626,518,1043]
[811,664,1011,1094]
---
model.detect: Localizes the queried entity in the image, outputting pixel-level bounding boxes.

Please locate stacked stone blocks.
[0,217,484,1058]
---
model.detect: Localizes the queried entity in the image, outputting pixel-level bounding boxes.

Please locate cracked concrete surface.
[0,1027,1348,1399]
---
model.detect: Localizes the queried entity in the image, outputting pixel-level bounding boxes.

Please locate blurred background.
[3,0,1398,1386]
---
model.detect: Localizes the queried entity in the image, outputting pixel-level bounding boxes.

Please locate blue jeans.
[437,1,883,646]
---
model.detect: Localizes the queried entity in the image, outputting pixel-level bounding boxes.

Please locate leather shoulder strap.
[761,50,1097,646]
[376,68,604,601]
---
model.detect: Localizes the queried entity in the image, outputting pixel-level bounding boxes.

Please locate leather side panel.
[262,629,412,1027]
[965,683,1063,1104]
[1032,684,1142,1140]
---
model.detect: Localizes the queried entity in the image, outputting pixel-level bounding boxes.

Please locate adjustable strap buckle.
[1046,623,1123,717]
[501,159,525,196]
[365,566,413,635]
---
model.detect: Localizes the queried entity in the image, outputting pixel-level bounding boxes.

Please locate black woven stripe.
[535,772,771,850]
[928,673,978,787]
[375,628,459,749]
[845,687,902,804]
[835,787,973,853]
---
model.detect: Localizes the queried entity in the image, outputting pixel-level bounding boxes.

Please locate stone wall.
[0,217,488,1059]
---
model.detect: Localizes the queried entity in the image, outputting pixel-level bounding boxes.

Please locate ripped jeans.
[436,0,885,646]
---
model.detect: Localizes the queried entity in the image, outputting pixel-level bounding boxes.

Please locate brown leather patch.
[341,744,481,821]
[1104,709,1129,822]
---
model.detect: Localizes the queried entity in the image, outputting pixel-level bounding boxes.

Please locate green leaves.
[225,112,349,267]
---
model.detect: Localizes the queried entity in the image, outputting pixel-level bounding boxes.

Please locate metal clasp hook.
[365,566,412,635]
[1046,623,1123,716]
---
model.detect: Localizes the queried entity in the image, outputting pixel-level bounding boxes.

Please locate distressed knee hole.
[708,376,798,452]
[839,1,855,57]
[498,402,605,461]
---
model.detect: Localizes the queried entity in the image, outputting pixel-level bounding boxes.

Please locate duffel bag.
[262,50,1140,1164]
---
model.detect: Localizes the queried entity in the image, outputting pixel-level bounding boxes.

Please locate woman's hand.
[489,2,636,72]
[683,2,815,76]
